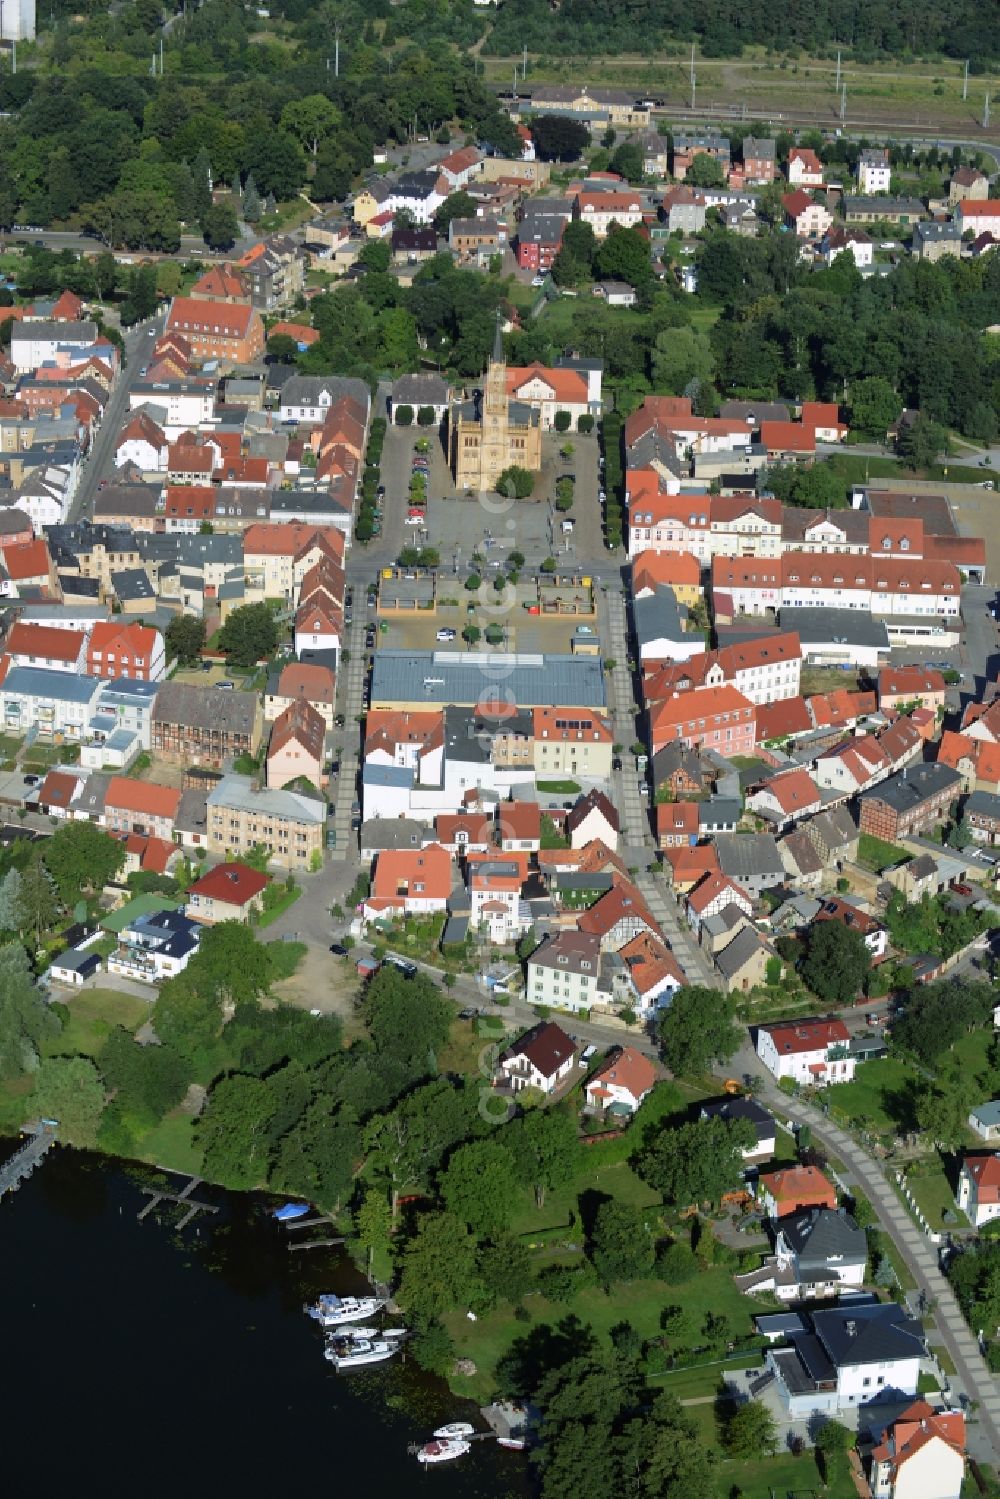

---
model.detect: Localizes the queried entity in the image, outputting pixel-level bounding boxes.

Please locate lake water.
[1,1143,528,1498]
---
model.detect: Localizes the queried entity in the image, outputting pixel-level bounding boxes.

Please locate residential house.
[632,549,703,609]
[968,1101,1000,1144]
[567,789,619,850]
[783,190,833,238]
[742,137,777,184]
[5,621,86,674]
[714,832,784,897]
[757,1017,857,1087]
[264,661,336,732]
[649,684,756,757]
[108,906,201,983]
[104,777,181,842]
[761,1301,924,1419]
[701,1096,776,1160]
[185,863,271,925]
[955,1153,1000,1228]
[758,1163,838,1219]
[966,790,1000,845]
[206,772,325,871]
[661,186,707,234]
[615,930,684,1014]
[787,148,824,186]
[886,854,946,903]
[574,191,642,238]
[741,1208,866,1302]
[815,895,889,960]
[912,221,964,262]
[867,1400,965,1499]
[671,131,731,181]
[266,699,326,791]
[803,806,860,868]
[34,769,84,819]
[164,297,265,366]
[651,741,705,798]
[577,879,660,952]
[469,858,530,944]
[497,1021,576,1095]
[820,225,874,268]
[878,666,946,714]
[634,585,705,665]
[86,621,165,682]
[955,200,1000,238]
[686,871,754,935]
[746,769,821,829]
[0,665,102,742]
[364,843,451,919]
[859,763,962,841]
[716,925,772,993]
[151,681,262,768]
[857,148,891,193]
[655,799,700,851]
[388,373,449,427]
[527,931,602,1014]
[778,830,826,890]
[843,196,925,225]
[583,1046,658,1115]
[531,706,613,779]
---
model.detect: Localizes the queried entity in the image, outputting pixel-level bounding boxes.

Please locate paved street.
[637,870,721,989]
[737,1044,1000,1464]
[600,588,648,847]
[69,312,165,523]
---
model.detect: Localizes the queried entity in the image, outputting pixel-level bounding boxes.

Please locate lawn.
[653,1351,760,1401]
[265,939,306,981]
[47,987,148,1059]
[826,1057,919,1135]
[799,664,862,696]
[714,1449,856,1499]
[537,779,582,794]
[133,1111,203,1175]
[256,885,302,929]
[905,1157,968,1230]
[444,1259,756,1402]
[858,833,910,872]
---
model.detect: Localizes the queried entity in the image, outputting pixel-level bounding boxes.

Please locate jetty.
[0,1124,57,1202]
[137,1172,219,1229]
[277,1211,345,1251]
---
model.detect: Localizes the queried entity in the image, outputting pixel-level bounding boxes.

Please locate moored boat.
[416,1439,470,1465]
[433,1423,475,1440]
[324,1337,399,1370]
[307,1293,387,1327]
[496,1436,526,1451]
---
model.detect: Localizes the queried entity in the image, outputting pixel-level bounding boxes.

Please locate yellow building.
[450,322,541,492]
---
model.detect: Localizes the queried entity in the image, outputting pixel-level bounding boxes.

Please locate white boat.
[433,1423,475,1440]
[324,1337,399,1370]
[496,1436,526,1451]
[307,1293,387,1327]
[329,1325,380,1341]
[416,1439,471,1465]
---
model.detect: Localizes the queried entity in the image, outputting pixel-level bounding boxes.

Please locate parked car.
[218,680,234,690]
[404,515,424,526]
[436,628,457,641]
[330,943,349,957]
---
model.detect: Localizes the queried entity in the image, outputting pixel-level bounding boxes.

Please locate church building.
[449,322,542,492]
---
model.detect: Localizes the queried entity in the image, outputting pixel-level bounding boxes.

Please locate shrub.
[577,414,594,433]
[656,1241,698,1283]
[394,404,413,426]
[553,410,572,433]
[416,406,436,426]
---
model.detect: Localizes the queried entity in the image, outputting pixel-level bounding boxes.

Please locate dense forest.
[486,0,1000,63]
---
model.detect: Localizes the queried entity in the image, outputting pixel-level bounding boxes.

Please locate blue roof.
[102,678,160,703]
[362,763,415,788]
[1,665,101,704]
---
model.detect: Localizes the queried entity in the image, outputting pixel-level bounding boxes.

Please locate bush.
[578,414,594,433]
[496,465,534,499]
[416,405,436,426]
[394,404,413,426]
[656,1241,698,1283]
[553,411,572,433]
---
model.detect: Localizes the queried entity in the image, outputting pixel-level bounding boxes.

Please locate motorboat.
[328,1325,380,1341]
[307,1293,387,1327]
[324,1337,399,1370]
[496,1436,526,1451]
[433,1423,475,1440]
[416,1439,471,1465]
[273,1203,310,1222]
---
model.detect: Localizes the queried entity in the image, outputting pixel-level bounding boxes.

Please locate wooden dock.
[288,1236,345,1253]
[0,1126,56,1203]
[137,1174,219,1229]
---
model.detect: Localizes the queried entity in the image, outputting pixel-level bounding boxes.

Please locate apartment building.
[527,931,602,1013]
[206,773,325,870]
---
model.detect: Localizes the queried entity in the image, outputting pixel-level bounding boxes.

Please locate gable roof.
[105,776,182,821]
[962,1152,1000,1203]
[501,1020,576,1078]
[6,621,83,663]
[567,788,618,834]
[187,861,270,905]
[763,1017,850,1054]
[586,1045,658,1101]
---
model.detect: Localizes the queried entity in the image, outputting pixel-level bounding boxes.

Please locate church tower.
[477,314,510,491]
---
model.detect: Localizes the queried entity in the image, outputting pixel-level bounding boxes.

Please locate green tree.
[897,412,947,470]
[198,1072,278,1188]
[496,465,534,498]
[266,333,299,363]
[217,603,279,667]
[33,1055,106,1145]
[651,326,714,394]
[508,1106,579,1207]
[915,1066,977,1149]
[594,224,652,287]
[657,985,741,1076]
[0,940,59,1079]
[397,1211,480,1322]
[242,131,307,200]
[153,971,224,1058]
[358,239,391,274]
[609,142,645,183]
[241,172,261,224]
[723,1400,777,1458]
[166,613,206,668]
[355,1187,393,1280]
[394,404,413,426]
[442,1139,520,1238]
[19,856,58,946]
[362,966,452,1076]
[43,821,125,903]
[280,94,341,158]
[100,1025,191,1125]
[0,868,25,933]
[531,115,591,162]
[365,1079,474,1219]
[193,923,273,1008]
[433,190,476,234]
[201,203,238,251]
[848,375,902,435]
[800,919,871,1005]
[686,153,727,188]
[590,1199,656,1284]
[638,1116,755,1207]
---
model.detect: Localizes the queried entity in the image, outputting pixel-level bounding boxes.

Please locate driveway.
[737,1045,1000,1463]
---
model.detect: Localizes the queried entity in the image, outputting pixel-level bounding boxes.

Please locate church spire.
[492,311,504,366]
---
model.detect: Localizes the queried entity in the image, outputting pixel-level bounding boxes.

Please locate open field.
[482,49,1000,140]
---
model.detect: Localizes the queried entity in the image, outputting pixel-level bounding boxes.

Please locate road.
[736,1040,1000,1463]
[2,229,218,259]
[68,314,164,523]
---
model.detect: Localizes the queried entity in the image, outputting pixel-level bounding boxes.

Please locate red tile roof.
[586,1045,658,1101]
[105,777,182,821]
[763,1018,850,1054]
[6,622,83,663]
[501,1020,575,1079]
[758,1164,836,1215]
[187,861,271,905]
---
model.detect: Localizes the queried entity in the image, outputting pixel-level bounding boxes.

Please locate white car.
[436,628,456,642]
[404,515,424,526]
[530,274,546,287]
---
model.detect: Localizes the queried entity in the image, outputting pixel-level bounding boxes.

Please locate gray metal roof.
[633,586,688,646]
[779,607,890,650]
[207,773,325,825]
[0,665,101,704]
[279,375,371,411]
[12,319,98,341]
[778,1208,866,1276]
[360,818,425,850]
[370,650,607,709]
